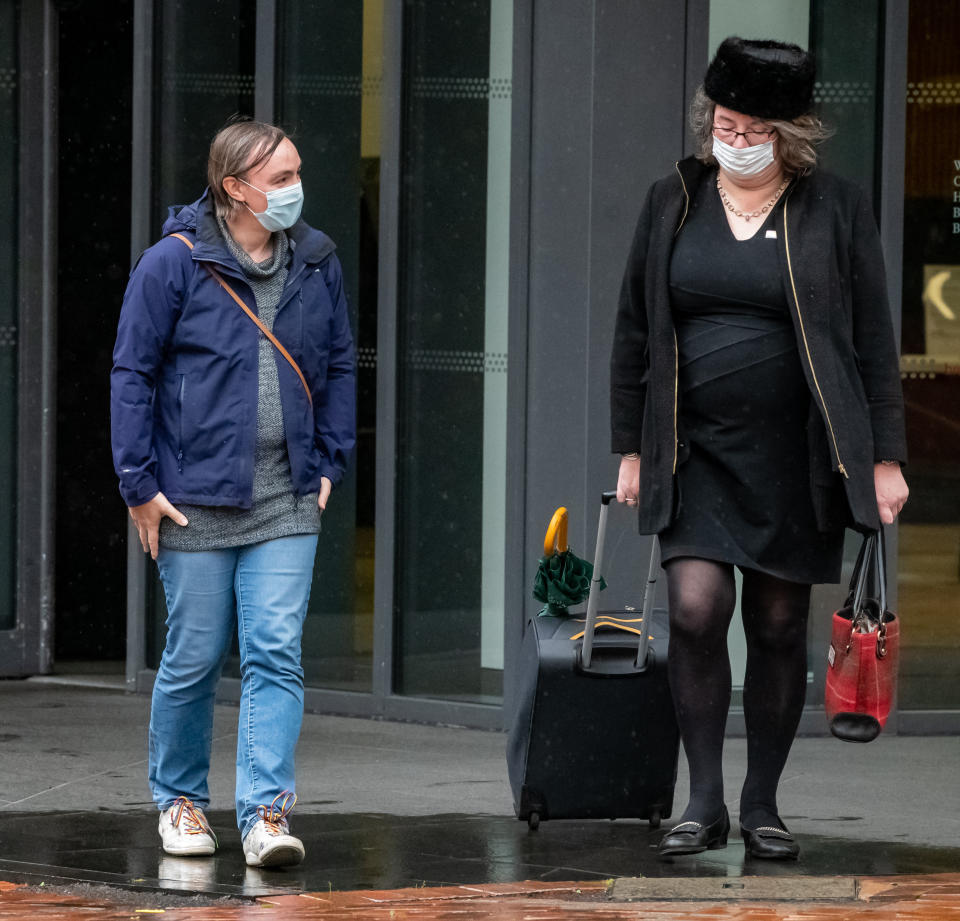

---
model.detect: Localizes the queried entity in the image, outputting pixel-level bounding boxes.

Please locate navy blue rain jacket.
[111,190,356,508]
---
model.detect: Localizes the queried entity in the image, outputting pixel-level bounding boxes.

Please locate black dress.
[659,170,844,585]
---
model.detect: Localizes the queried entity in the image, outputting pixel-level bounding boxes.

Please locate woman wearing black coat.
[610,38,908,860]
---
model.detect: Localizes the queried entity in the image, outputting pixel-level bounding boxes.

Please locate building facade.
[1,0,957,733]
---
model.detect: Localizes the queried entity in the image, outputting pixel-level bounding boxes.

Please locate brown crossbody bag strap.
[168,232,313,408]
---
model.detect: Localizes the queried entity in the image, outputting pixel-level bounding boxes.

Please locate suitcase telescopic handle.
[580,491,660,670]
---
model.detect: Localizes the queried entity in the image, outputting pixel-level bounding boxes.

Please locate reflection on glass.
[395,0,512,703]
[0,1,17,630]
[809,0,881,189]
[898,0,960,710]
[275,0,379,691]
[153,0,256,218]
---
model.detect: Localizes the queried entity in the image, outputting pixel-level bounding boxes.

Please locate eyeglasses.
[712,125,776,145]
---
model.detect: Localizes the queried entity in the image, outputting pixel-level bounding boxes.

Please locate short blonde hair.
[207,119,289,219]
[688,85,832,175]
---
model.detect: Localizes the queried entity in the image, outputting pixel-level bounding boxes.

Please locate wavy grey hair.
[688,85,832,174]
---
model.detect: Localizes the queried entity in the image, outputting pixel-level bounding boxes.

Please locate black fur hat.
[704,37,815,120]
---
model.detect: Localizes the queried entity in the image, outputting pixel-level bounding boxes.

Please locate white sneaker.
[158,796,218,856]
[242,791,304,868]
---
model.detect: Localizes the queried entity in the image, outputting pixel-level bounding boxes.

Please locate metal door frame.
[1,0,57,678]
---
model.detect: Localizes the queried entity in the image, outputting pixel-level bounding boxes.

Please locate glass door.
[394,0,512,703]
[897,0,960,711]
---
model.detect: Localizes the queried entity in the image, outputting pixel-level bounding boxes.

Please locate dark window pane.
[395,0,511,703]
[55,1,133,659]
[275,0,377,692]
[153,0,256,222]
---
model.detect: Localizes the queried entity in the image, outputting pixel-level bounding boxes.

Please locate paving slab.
[610,876,859,901]
[4,876,960,920]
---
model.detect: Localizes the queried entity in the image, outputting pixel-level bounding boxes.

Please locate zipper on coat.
[673,162,691,237]
[782,195,848,479]
[177,373,185,473]
[671,163,690,473]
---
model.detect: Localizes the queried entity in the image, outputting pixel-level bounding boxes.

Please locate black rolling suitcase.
[507,490,679,829]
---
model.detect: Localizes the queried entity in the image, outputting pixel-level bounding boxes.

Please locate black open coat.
[610,156,907,535]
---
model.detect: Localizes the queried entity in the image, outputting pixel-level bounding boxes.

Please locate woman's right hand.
[616,455,641,507]
[128,492,188,560]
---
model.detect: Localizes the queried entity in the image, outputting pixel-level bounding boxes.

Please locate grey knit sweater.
[159,220,322,551]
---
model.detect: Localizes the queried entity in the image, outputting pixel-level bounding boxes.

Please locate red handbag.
[824,530,899,742]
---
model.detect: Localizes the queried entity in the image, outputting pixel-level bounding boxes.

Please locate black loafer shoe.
[657,806,730,857]
[740,823,800,860]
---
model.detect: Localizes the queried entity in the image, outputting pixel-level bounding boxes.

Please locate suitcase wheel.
[648,808,661,829]
[527,811,541,831]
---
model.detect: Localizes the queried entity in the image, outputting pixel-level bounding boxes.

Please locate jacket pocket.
[278,290,305,350]
[298,291,304,349]
[176,373,185,472]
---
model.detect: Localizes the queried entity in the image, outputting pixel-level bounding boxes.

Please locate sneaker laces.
[256,790,297,836]
[170,796,218,845]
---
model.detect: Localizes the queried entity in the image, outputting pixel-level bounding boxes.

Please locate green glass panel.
[395,0,511,703]
[810,0,882,193]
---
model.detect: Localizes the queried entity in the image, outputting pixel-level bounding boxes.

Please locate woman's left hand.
[875,463,909,525]
[318,477,332,513]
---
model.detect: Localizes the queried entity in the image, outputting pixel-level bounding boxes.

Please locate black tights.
[664,558,811,830]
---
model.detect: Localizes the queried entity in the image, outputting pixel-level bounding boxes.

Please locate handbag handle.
[876,527,888,617]
[853,530,888,616]
[850,533,875,615]
[845,533,869,602]
[168,232,313,407]
[875,528,890,657]
[849,529,890,657]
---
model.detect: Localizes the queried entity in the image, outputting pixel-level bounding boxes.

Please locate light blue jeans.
[149,534,318,838]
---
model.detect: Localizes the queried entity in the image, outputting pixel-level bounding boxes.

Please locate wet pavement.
[1,810,960,901]
[1,682,959,917]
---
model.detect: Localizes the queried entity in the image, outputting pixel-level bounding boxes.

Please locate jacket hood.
[161,188,338,264]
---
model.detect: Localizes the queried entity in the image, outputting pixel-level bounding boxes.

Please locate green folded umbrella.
[533,507,605,616]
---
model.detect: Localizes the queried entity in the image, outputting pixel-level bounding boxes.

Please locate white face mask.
[712,134,775,178]
[239,178,304,231]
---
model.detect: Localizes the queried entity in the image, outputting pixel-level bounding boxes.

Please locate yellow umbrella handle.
[543,507,569,557]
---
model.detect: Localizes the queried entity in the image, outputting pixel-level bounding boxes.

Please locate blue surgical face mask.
[239,178,304,231]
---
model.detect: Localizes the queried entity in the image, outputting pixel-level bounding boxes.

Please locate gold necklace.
[716,174,790,222]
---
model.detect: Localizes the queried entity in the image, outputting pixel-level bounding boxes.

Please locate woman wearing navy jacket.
[111,119,356,868]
